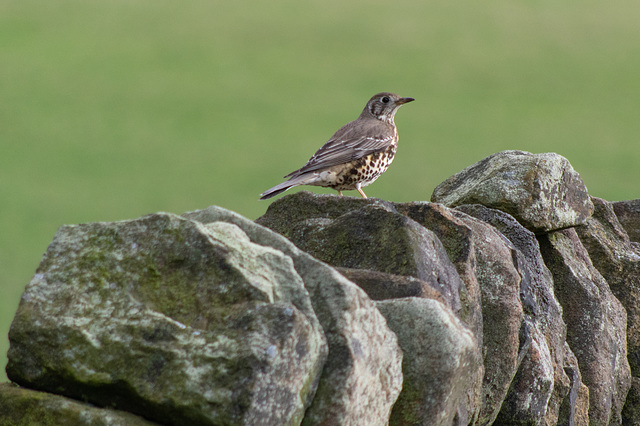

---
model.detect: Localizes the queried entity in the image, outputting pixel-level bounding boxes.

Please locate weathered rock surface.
[575,197,640,424]
[5,150,639,425]
[183,206,403,426]
[539,227,631,425]
[395,202,523,425]
[456,204,571,426]
[558,343,590,426]
[624,378,640,426]
[7,213,327,425]
[576,197,640,376]
[335,266,447,304]
[431,150,594,234]
[376,298,482,426]
[7,208,404,426]
[256,193,464,314]
[0,383,157,425]
[612,199,640,243]
[576,197,640,375]
[392,203,483,343]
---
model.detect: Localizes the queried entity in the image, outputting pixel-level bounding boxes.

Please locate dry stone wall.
[3,151,639,425]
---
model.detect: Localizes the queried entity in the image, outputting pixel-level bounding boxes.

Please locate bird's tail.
[259,174,312,200]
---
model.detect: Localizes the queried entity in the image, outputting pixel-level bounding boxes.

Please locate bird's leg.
[338,190,343,196]
[357,188,368,199]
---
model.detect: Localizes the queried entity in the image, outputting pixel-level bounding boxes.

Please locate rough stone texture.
[395,202,523,425]
[335,267,447,303]
[256,192,464,315]
[576,198,640,375]
[7,213,327,426]
[623,378,640,426]
[612,199,640,243]
[539,228,631,425]
[557,343,590,426]
[6,152,640,426]
[184,206,403,426]
[574,197,640,424]
[431,150,594,234]
[0,383,158,425]
[393,203,483,342]
[376,298,482,426]
[456,204,570,425]
[492,319,558,426]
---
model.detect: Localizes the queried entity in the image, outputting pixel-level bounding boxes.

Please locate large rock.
[256,192,463,314]
[431,151,594,234]
[575,197,640,424]
[184,206,403,426]
[456,204,570,426]
[624,378,640,425]
[558,343,590,426]
[7,213,327,425]
[396,202,523,425]
[576,197,640,375]
[335,267,447,304]
[376,298,482,426]
[612,199,640,243]
[393,203,483,342]
[492,320,555,425]
[0,383,157,425]
[539,228,631,425]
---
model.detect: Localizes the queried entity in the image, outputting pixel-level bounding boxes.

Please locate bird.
[259,92,414,200]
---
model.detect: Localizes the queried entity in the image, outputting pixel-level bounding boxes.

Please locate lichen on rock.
[7,213,327,426]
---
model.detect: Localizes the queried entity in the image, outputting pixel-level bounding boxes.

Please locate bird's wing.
[284,120,395,178]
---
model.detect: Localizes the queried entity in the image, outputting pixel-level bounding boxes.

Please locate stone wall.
[3,151,640,425]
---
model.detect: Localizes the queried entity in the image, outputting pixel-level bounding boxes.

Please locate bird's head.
[363,92,415,123]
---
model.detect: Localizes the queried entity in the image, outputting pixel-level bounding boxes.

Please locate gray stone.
[539,228,631,425]
[376,298,482,426]
[184,206,403,426]
[0,383,157,425]
[492,318,556,426]
[335,267,447,303]
[396,202,523,425]
[612,199,640,243]
[456,204,569,425]
[431,150,594,234]
[255,190,382,232]
[393,202,483,340]
[256,192,463,315]
[575,197,640,424]
[576,197,640,375]
[7,213,326,426]
[623,378,640,426]
[557,343,590,426]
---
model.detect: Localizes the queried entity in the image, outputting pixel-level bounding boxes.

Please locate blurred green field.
[2,0,639,382]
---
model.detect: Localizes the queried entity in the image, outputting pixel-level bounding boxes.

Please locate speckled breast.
[331,144,397,190]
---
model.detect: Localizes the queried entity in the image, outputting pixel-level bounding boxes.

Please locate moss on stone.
[7,212,326,425]
[0,383,157,425]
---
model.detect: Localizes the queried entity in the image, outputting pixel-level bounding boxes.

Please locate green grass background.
[2,0,639,382]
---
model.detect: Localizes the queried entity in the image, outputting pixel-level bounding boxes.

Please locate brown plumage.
[260,92,414,200]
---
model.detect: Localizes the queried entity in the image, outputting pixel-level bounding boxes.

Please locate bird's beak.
[396,97,415,105]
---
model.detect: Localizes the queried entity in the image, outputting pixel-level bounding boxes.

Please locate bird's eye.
[381,96,390,103]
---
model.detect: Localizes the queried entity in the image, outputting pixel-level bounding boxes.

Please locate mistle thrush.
[260,92,414,200]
